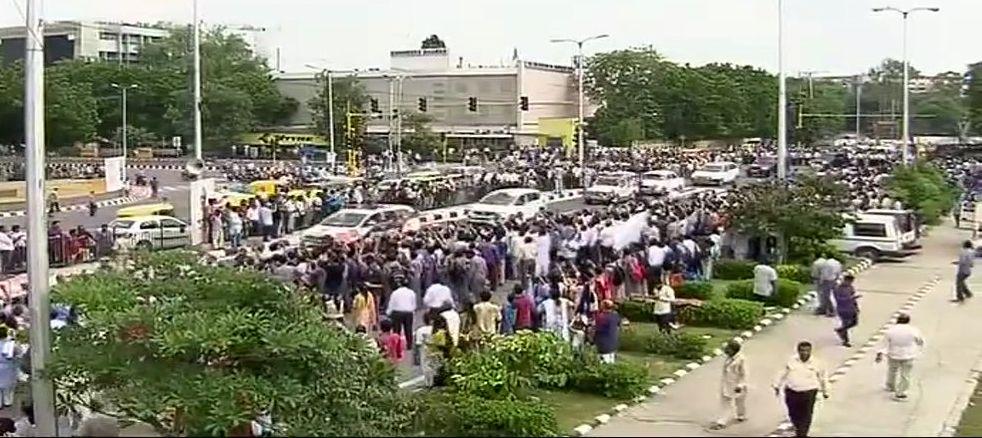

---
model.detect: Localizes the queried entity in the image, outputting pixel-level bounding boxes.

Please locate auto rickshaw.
[116,202,176,218]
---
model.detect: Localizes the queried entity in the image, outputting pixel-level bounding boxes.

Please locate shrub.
[677,281,714,300]
[678,298,764,330]
[773,279,804,308]
[419,393,560,437]
[714,259,756,280]
[619,326,708,360]
[618,300,655,323]
[570,353,649,399]
[448,331,575,397]
[725,280,755,301]
[777,264,812,284]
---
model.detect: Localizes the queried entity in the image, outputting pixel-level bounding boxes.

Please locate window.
[852,223,887,238]
[139,221,160,230]
[99,32,117,40]
[526,193,541,202]
[160,219,184,229]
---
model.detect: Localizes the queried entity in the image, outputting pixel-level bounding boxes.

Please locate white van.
[863,208,922,249]
[830,213,917,262]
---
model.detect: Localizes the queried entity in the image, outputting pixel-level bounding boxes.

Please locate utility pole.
[777,0,788,180]
[192,0,203,160]
[327,70,335,170]
[387,78,394,173]
[111,83,137,181]
[24,0,56,434]
[395,76,404,177]
[855,75,864,138]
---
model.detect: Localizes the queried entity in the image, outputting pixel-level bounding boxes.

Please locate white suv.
[640,170,685,196]
[468,188,547,223]
[585,172,638,204]
[691,162,740,186]
[302,204,419,245]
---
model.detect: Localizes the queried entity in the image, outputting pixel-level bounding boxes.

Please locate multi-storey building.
[0,20,170,65]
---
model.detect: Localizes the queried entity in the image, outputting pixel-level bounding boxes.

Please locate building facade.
[0,20,170,65]
[275,48,591,149]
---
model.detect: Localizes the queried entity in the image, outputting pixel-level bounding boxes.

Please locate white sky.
[1,0,977,75]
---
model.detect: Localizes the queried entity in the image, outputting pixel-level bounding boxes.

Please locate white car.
[639,170,685,196]
[108,215,190,251]
[585,172,639,204]
[691,162,740,186]
[468,188,547,223]
[302,204,419,245]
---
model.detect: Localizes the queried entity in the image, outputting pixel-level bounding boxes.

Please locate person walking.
[774,341,828,437]
[651,277,677,333]
[594,300,622,364]
[833,274,861,347]
[954,240,974,302]
[386,278,417,348]
[875,313,924,400]
[812,254,841,316]
[711,340,747,430]
[473,290,501,336]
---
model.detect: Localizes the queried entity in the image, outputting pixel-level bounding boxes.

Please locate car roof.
[484,188,540,196]
[112,215,184,222]
[598,171,634,177]
[849,213,897,224]
[702,161,737,166]
[642,170,677,175]
[335,204,415,214]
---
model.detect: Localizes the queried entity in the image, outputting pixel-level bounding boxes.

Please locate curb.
[572,257,878,437]
[0,194,144,218]
[940,353,982,437]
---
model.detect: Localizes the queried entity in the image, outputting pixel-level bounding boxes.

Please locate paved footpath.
[592,223,972,437]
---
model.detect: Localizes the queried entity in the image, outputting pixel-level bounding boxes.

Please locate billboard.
[103,157,125,192]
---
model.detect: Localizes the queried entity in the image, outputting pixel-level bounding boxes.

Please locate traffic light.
[370,98,380,113]
[468,97,477,112]
[418,97,428,112]
[519,96,529,111]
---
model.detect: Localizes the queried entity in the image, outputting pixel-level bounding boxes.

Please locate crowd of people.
[0,162,104,182]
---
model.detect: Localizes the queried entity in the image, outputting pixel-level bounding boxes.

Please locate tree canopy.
[421,35,447,49]
[50,251,414,436]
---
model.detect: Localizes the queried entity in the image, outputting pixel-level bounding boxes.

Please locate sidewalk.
[590,224,964,437]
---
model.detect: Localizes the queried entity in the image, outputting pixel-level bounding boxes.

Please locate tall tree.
[965,62,982,135]
[308,75,370,151]
[421,34,447,49]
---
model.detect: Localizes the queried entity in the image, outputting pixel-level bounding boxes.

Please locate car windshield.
[596,176,623,186]
[699,164,725,173]
[319,211,368,227]
[643,172,668,180]
[479,192,517,205]
[110,220,134,230]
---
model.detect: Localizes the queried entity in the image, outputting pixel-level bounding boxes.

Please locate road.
[588,222,976,437]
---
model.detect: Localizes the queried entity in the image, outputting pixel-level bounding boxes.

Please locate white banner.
[104,157,125,192]
[188,178,216,246]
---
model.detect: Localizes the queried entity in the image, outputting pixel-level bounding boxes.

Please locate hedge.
[678,298,764,330]
[418,393,561,437]
[676,281,715,300]
[777,264,812,284]
[569,354,649,399]
[714,259,756,280]
[725,279,803,309]
[620,326,707,360]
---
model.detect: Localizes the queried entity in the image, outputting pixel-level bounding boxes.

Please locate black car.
[746,157,778,178]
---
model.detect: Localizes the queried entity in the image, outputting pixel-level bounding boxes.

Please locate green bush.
[619,326,708,360]
[419,393,560,437]
[618,300,655,323]
[678,298,764,330]
[773,279,804,308]
[714,259,756,280]
[777,264,812,284]
[725,280,755,301]
[448,331,575,398]
[677,281,714,300]
[570,353,649,399]
[725,279,803,309]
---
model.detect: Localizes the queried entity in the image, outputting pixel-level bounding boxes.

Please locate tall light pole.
[798,70,828,99]
[777,0,787,180]
[23,0,56,434]
[304,64,336,170]
[873,5,939,165]
[111,83,138,181]
[854,74,865,138]
[551,34,609,189]
[192,0,203,160]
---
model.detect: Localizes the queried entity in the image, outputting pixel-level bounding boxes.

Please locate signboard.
[239,132,329,147]
[103,157,124,192]
[188,178,216,246]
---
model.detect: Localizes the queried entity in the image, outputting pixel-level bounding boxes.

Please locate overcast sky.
[1,0,976,75]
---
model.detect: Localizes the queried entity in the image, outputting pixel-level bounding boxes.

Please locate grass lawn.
[536,390,624,433]
[956,380,982,436]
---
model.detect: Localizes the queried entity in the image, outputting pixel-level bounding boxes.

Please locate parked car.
[468,188,547,224]
[302,204,419,245]
[585,171,638,204]
[690,162,740,186]
[109,215,190,251]
[830,213,917,262]
[639,170,685,196]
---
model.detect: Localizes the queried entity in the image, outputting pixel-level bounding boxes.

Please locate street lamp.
[192,0,203,161]
[304,64,336,171]
[777,0,787,180]
[110,83,138,181]
[872,5,940,165]
[550,34,609,190]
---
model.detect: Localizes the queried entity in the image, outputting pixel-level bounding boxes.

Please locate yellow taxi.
[116,202,175,218]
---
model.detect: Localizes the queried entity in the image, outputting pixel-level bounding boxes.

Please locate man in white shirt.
[753,263,778,300]
[875,313,924,400]
[712,340,748,430]
[646,241,667,294]
[774,341,828,438]
[0,227,12,274]
[651,278,676,332]
[386,278,417,348]
[423,282,454,311]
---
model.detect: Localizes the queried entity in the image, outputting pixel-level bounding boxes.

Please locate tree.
[401,112,441,159]
[0,61,100,147]
[50,251,417,436]
[421,34,446,49]
[308,75,370,151]
[790,79,847,145]
[725,175,850,263]
[887,163,958,225]
[965,62,982,135]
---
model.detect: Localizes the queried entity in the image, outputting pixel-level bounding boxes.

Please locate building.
[275,47,591,150]
[0,20,170,65]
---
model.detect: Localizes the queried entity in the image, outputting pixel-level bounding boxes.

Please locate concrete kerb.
[572,257,879,437]
[0,193,144,218]
[940,352,982,436]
